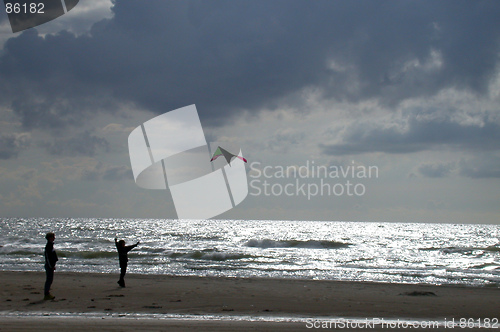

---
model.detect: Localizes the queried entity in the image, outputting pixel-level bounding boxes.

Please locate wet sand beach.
[0,271,498,331]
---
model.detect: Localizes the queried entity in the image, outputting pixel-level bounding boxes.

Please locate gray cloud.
[102,165,132,181]
[81,168,99,181]
[418,162,454,178]
[0,0,499,130]
[0,5,8,24]
[42,131,109,157]
[459,156,500,178]
[321,112,500,156]
[0,133,30,159]
[266,129,305,153]
[81,163,131,181]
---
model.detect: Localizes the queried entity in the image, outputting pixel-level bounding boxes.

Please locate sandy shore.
[0,271,498,331]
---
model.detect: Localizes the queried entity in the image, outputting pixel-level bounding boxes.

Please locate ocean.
[0,218,499,287]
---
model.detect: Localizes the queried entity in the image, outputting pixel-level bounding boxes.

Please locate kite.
[210,146,247,166]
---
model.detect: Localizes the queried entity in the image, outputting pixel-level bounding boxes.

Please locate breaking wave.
[245,239,350,249]
[420,245,500,254]
[58,251,117,259]
[169,250,255,261]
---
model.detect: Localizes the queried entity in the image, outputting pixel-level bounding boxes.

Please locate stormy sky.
[0,0,499,224]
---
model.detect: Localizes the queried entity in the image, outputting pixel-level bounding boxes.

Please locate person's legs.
[44,266,54,299]
[118,262,126,287]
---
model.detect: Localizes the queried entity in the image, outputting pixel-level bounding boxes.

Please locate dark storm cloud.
[0,133,30,159]
[321,112,500,156]
[0,0,499,129]
[42,131,109,156]
[0,28,118,130]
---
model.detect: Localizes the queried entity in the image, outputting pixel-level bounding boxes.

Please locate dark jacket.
[115,240,138,264]
[44,242,58,269]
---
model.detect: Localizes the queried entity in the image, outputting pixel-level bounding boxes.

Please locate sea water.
[0,218,498,287]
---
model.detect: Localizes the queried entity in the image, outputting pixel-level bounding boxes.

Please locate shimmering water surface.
[0,218,498,287]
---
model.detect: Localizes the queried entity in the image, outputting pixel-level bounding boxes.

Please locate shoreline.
[1,271,499,330]
[1,268,497,288]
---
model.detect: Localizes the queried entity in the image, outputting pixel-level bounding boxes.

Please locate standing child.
[44,232,58,300]
[114,237,139,287]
